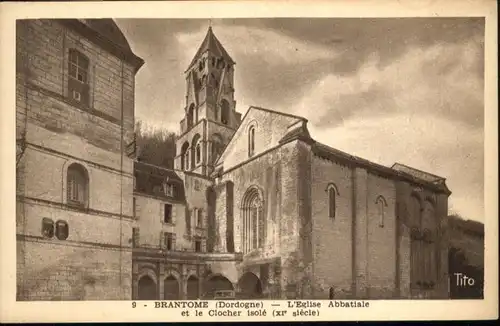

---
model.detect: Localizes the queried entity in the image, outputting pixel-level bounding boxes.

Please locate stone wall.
[310,154,354,299]
[16,19,140,301]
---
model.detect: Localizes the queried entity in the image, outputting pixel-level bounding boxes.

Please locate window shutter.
[160,203,164,223]
[160,231,165,249]
[172,233,176,251]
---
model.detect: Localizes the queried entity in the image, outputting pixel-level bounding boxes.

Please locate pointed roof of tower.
[185,26,235,72]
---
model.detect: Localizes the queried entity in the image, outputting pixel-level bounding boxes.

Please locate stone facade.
[17,21,453,301]
[16,19,144,301]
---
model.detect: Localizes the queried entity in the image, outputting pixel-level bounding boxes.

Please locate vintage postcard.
[0,0,498,322]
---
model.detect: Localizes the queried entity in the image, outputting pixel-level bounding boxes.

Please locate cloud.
[174,24,341,67]
[293,33,485,221]
[292,34,483,130]
[309,114,484,221]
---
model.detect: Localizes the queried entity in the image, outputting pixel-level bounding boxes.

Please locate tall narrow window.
[327,184,338,219]
[221,99,230,125]
[211,134,223,164]
[241,187,264,254]
[164,232,176,251]
[187,104,195,129]
[196,209,203,228]
[196,142,201,163]
[248,126,255,157]
[191,134,201,169]
[181,142,189,171]
[164,204,173,224]
[67,163,89,207]
[194,237,202,252]
[133,197,137,219]
[376,195,387,227]
[68,49,90,106]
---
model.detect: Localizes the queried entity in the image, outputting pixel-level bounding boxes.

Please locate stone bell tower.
[175,26,241,176]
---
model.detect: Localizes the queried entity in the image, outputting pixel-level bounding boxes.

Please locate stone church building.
[16,19,452,301]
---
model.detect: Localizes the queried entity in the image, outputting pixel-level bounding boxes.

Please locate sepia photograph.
[1,0,497,322]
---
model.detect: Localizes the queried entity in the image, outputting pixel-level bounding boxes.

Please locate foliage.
[135,121,176,169]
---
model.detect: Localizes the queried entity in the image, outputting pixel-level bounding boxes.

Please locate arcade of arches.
[134,269,270,300]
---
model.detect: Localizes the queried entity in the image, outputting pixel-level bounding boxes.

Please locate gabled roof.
[185,26,235,72]
[312,142,451,195]
[56,19,145,73]
[213,105,307,167]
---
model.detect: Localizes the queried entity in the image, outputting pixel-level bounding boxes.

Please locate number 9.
[132,301,136,308]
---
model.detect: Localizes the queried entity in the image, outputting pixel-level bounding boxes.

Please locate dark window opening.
[67,163,88,207]
[195,239,202,252]
[165,232,175,251]
[221,99,230,125]
[42,218,54,238]
[164,204,173,224]
[133,197,137,218]
[328,186,336,219]
[196,143,201,163]
[248,126,255,157]
[197,209,203,228]
[329,287,335,299]
[55,220,69,240]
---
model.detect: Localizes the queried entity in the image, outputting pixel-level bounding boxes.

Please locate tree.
[135,120,176,169]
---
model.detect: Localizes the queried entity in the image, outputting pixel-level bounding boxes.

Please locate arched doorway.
[164,275,180,300]
[238,272,263,299]
[203,275,234,299]
[187,275,200,300]
[138,275,157,300]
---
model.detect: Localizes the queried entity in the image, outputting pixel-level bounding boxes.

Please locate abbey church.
[16,19,453,301]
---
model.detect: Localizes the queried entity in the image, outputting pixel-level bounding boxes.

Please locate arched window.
[248,126,255,157]
[326,183,339,219]
[187,104,195,129]
[375,195,388,227]
[68,49,90,106]
[211,134,223,164]
[191,134,201,168]
[220,99,230,125]
[196,143,201,164]
[241,187,265,254]
[67,163,89,207]
[329,287,335,299]
[180,142,189,171]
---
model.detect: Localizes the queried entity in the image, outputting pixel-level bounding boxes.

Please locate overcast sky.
[116,18,484,222]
